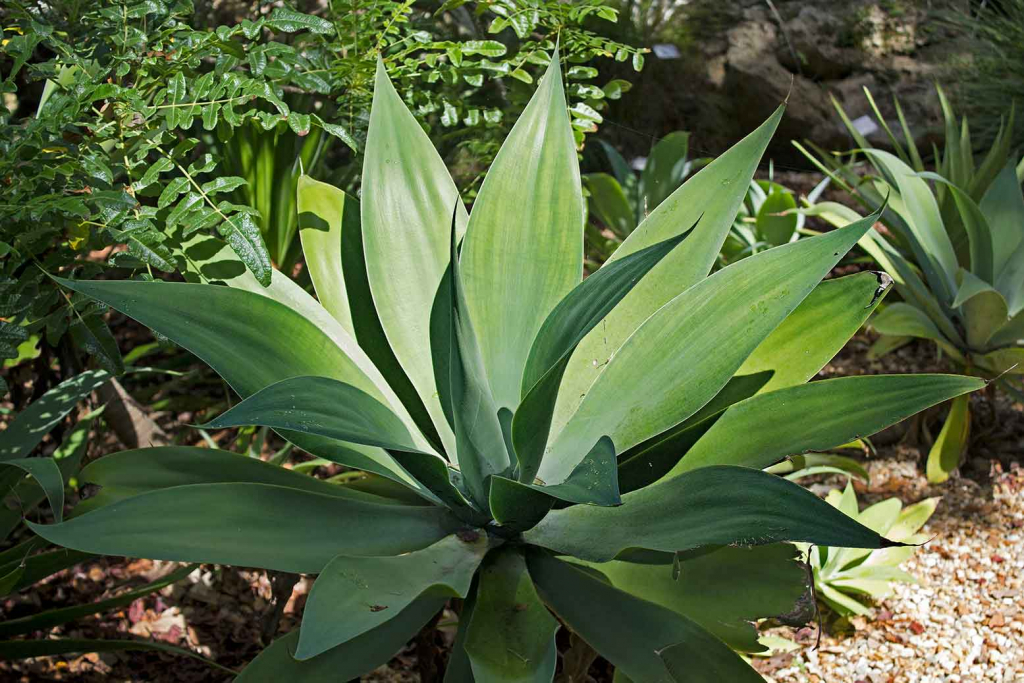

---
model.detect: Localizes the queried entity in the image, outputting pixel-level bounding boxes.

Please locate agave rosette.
[30,52,984,681]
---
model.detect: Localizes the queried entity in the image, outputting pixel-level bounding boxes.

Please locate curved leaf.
[461,49,584,411]
[523,466,899,562]
[549,107,783,444]
[637,131,691,220]
[671,374,984,474]
[584,173,636,237]
[30,483,459,573]
[361,58,463,457]
[464,548,558,683]
[237,597,445,682]
[541,212,879,482]
[926,394,971,484]
[528,550,763,683]
[295,533,489,660]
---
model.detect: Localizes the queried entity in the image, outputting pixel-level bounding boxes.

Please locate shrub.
[28,52,984,679]
[798,88,1024,482]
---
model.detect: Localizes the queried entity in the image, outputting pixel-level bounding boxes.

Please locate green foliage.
[798,86,1024,482]
[0,1,643,381]
[29,53,985,680]
[799,483,937,617]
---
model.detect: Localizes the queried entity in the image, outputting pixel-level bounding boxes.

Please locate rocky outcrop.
[605,0,960,166]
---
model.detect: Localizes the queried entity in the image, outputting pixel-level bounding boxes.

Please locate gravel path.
[762,460,1024,683]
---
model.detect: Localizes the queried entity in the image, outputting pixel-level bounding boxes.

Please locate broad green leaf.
[981,163,1024,280]
[72,446,397,516]
[362,58,463,457]
[584,173,636,237]
[871,302,959,357]
[0,563,195,638]
[737,271,891,393]
[671,374,984,474]
[513,233,687,483]
[491,436,619,522]
[549,107,783,441]
[756,184,798,246]
[55,277,429,490]
[528,551,763,683]
[202,376,425,454]
[266,8,335,34]
[990,310,1024,347]
[464,549,558,683]
[524,466,898,562]
[444,579,478,683]
[0,458,63,524]
[461,49,583,411]
[616,372,772,493]
[441,210,511,506]
[69,314,123,375]
[926,395,970,484]
[237,597,444,682]
[917,173,994,283]
[583,544,809,653]
[868,334,914,359]
[0,369,109,461]
[295,533,489,660]
[866,150,958,302]
[953,269,1009,349]
[637,131,690,222]
[30,483,459,573]
[541,213,878,482]
[297,175,355,334]
[0,546,92,595]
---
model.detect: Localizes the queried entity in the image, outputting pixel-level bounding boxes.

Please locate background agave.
[27,51,984,680]
[799,88,1024,483]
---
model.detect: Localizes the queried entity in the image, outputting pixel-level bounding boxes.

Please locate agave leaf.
[0,545,92,596]
[581,544,809,653]
[0,458,63,524]
[362,58,463,457]
[444,579,477,683]
[72,446,397,516]
[295,533,489,660]
[887,497,939,541]
[440,209,511,507]
[541,212,879,482]
[528,550,763,683]
[237,597,445,682]
[524,466,898,563]
[637,131,691,221]
[989,309,1024,347]
[871,302,961,360]
[29,483,459,574]
[491,436,619,524]
[513,232,687,483]
[738,271,891,394]
[975,347,1024,374]
[953,269,1009,349]
[296,179,441,451]
[616,372,773,493]
[671,374,984,474]
[464,548,558,683]
[584,173,636,237]
[0,369,109,461]
[549,107,783,443]
[917,173,995,283]
[55,277,431,491]
[201,376,426,454]
[865,150,959,302]
[461,49,584,411]
[817,581,873,616]
[296,175,356,334]
[755,183,798,246]
[926,394,971,484]
[980,163,1024,281]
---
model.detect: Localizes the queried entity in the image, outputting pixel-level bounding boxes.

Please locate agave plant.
[799,483,938,617]
[28,52,985,680]
[798,87,1024,482]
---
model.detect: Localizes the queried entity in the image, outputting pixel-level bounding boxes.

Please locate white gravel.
[763,460,1024,683]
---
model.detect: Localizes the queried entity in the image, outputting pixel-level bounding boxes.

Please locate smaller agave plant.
[30,51,984,681]
[799,86,1024,483]
[799,483,938,617]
